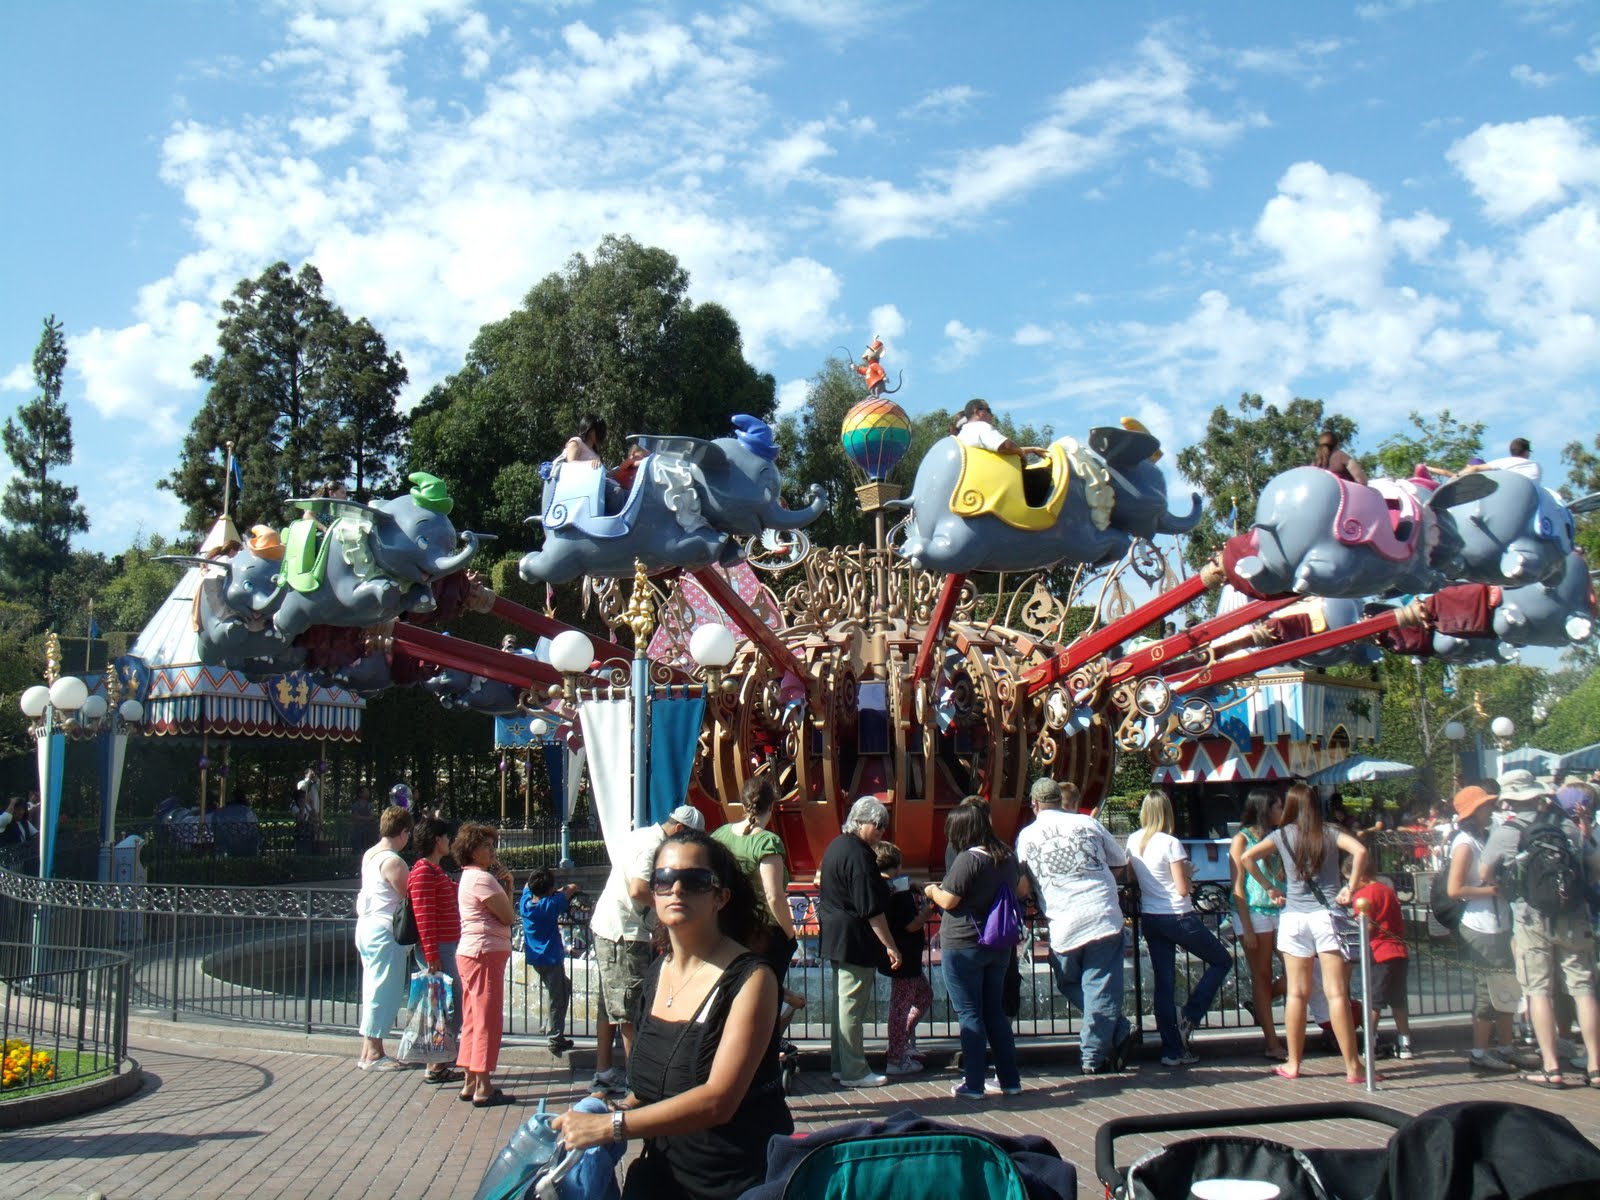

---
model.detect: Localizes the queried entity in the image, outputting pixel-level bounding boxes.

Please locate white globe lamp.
[549,630,594,676]
[19,686,49,718]
[119,699,144,723]
[689,624,736,669]
[1490,716,1515,741]
[1442,720,1467,743]
[79,694,108,722]
[48,676,89,712]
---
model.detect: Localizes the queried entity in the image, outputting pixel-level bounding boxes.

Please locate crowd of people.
[344,764,1600,1197]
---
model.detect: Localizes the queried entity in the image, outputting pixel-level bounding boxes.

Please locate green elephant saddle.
[279,511,379,593]
[950,442,1073,531]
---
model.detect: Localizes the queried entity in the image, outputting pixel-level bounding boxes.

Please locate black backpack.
[1429,871,1464,933]
[1514,811,1585,917]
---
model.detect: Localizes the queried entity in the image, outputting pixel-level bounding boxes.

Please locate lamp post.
[1443,719,1467,793]
[689,624,737,694]
[18,653,88,882]
[1489,715,1515,778]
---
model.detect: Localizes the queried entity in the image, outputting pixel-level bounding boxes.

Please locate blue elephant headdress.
[732,414,779,462]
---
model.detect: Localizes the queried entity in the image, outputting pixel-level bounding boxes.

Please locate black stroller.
[1095,1099,1600,1200]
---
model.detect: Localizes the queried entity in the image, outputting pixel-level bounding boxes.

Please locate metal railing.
[0,941,131,1094]
[0,862,1472,1046]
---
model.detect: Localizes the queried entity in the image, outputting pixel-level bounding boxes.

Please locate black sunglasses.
[651,867,721,895]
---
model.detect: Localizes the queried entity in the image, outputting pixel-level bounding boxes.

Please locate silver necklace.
[664,957,713,1009]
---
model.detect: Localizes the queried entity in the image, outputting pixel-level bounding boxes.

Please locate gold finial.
[44,632,62,685]
[625,559,656,648]
[1472,691,1487,720]
[105,663,122,707]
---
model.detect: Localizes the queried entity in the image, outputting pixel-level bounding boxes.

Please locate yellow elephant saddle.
[950,442,1073,531]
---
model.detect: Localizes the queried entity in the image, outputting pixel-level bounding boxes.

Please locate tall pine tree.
[0,315,89,615]
[164,263,407,533]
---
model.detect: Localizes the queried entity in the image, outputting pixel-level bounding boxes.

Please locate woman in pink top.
[453,822,516,1106]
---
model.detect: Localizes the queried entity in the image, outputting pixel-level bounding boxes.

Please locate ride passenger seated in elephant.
[560,413,624,515]
[1311,430,1367,485]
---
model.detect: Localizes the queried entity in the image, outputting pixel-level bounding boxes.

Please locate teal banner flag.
[647,695,705,826]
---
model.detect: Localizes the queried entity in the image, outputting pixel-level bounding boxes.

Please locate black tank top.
[624,951,793,1200]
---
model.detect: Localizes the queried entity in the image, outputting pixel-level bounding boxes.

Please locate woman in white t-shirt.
[1130,792,1233,1067]
[1446,785,1517,1072]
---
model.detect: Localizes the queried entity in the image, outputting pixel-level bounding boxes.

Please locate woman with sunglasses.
[554,830,791,1200]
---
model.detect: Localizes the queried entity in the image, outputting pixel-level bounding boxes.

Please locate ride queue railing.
[0,857,1471,1046]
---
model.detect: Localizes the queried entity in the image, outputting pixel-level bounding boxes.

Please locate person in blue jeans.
[1129,792,1232,1067]
[1016,778,1136,1074]
[924,802,1023,1098]
[521,868,581,1054]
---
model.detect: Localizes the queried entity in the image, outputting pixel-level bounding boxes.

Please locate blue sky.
[1,0,1596,558]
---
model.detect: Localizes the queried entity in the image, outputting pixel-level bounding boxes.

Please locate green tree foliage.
[1539,668,1600,753]
[165,263,408,534]
[1174,393,1359,572]
[99,535,185,632]
[1372,409,1483,481]
[0,599,44,760]
[1561,433,1600,561]
[407,236,775,545]
[0,315,89,613]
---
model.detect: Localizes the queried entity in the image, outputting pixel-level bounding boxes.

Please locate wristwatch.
[612,1110,627,1143]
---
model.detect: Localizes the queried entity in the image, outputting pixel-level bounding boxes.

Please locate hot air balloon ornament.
[840,339,912,519]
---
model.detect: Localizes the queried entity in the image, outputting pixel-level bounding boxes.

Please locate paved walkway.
[3,1023,1599,1199]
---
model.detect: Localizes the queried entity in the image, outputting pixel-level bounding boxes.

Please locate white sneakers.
[837,1072,889,1088]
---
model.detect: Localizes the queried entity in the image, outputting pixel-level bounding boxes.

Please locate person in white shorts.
[1242,782,1369,1083]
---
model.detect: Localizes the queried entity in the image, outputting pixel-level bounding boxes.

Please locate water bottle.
[471,1100,560,1200]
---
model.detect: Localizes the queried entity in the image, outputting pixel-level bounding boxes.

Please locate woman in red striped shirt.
[408,816,463,1085]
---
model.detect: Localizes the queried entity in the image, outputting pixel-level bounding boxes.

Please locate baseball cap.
[668,804,705,831]
[1452,786,1494,821]
[1496,769,1547,804]
[1030,778,1063,805]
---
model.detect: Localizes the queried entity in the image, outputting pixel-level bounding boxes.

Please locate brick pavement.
[3,1025,1599,1199]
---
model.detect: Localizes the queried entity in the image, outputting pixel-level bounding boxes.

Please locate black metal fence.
[0,941,131,1095]
[0,859,1471,1048]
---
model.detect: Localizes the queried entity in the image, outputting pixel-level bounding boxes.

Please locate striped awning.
[1154,739,1294,785]
[142,665,363,741]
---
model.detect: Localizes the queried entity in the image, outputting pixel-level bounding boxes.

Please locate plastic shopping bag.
[397,969,457,1064]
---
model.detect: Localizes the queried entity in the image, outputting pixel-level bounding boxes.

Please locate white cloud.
[1254,162,1447,308]
[750,120,835,188]
[775,377,809,417]
[0,363,31,391]
[868,304,907,342]
[1447,116,1600,221]
[834,36,1265,246]
[1578,38,1600,74]
[1356,0,1440,20]
[1013,323,1053,347]
[900,85,982,120]
[1228,37,1347,87]
[937,319,986,371]
[454,11,506,79]
[1510,64,1558,88]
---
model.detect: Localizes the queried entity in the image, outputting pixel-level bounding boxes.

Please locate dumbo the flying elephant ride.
[519,415,827,584]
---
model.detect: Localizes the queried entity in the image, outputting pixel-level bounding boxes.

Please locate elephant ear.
[1088,426,1161,469]
[1431,473,1499,510]
[1566,491,1600,515]
[631,434,729,472]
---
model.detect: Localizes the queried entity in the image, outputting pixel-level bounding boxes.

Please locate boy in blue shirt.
[520,868,580,1054]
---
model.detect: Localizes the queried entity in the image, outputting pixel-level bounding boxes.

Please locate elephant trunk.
[761,487,828,531]
[432,532,486,577]
[1157,494,1205,535]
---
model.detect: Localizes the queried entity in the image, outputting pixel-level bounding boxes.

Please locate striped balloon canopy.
[840,398,912,482]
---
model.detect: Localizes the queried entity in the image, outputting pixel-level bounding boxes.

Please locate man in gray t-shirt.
[1480,770,1600,1084]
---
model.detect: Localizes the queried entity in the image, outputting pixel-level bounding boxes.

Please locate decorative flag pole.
[625,561,657,831]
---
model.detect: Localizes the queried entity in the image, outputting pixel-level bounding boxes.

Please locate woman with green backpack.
[924,803,1024,1099]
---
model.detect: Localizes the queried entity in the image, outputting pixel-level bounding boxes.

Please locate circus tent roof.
[122,517,364,741]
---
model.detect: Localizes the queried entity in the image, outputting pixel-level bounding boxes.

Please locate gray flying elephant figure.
[1428,470,1575,587]
[889,424,1201,575]
[1226,467,1463,599]
[423,668,530,716]
[1493,548,1596,647]
[272,473,491,640]
[518,415,827,585]
[157,529,299,668]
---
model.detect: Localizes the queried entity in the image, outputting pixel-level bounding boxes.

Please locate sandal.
[1271,1065,1300,1080]
[473,1089,516,1108]
[1521,1068,1566,1089]
[425,1067,463,1084]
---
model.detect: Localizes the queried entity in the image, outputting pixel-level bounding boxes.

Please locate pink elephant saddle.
[1330,475,1422,563]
